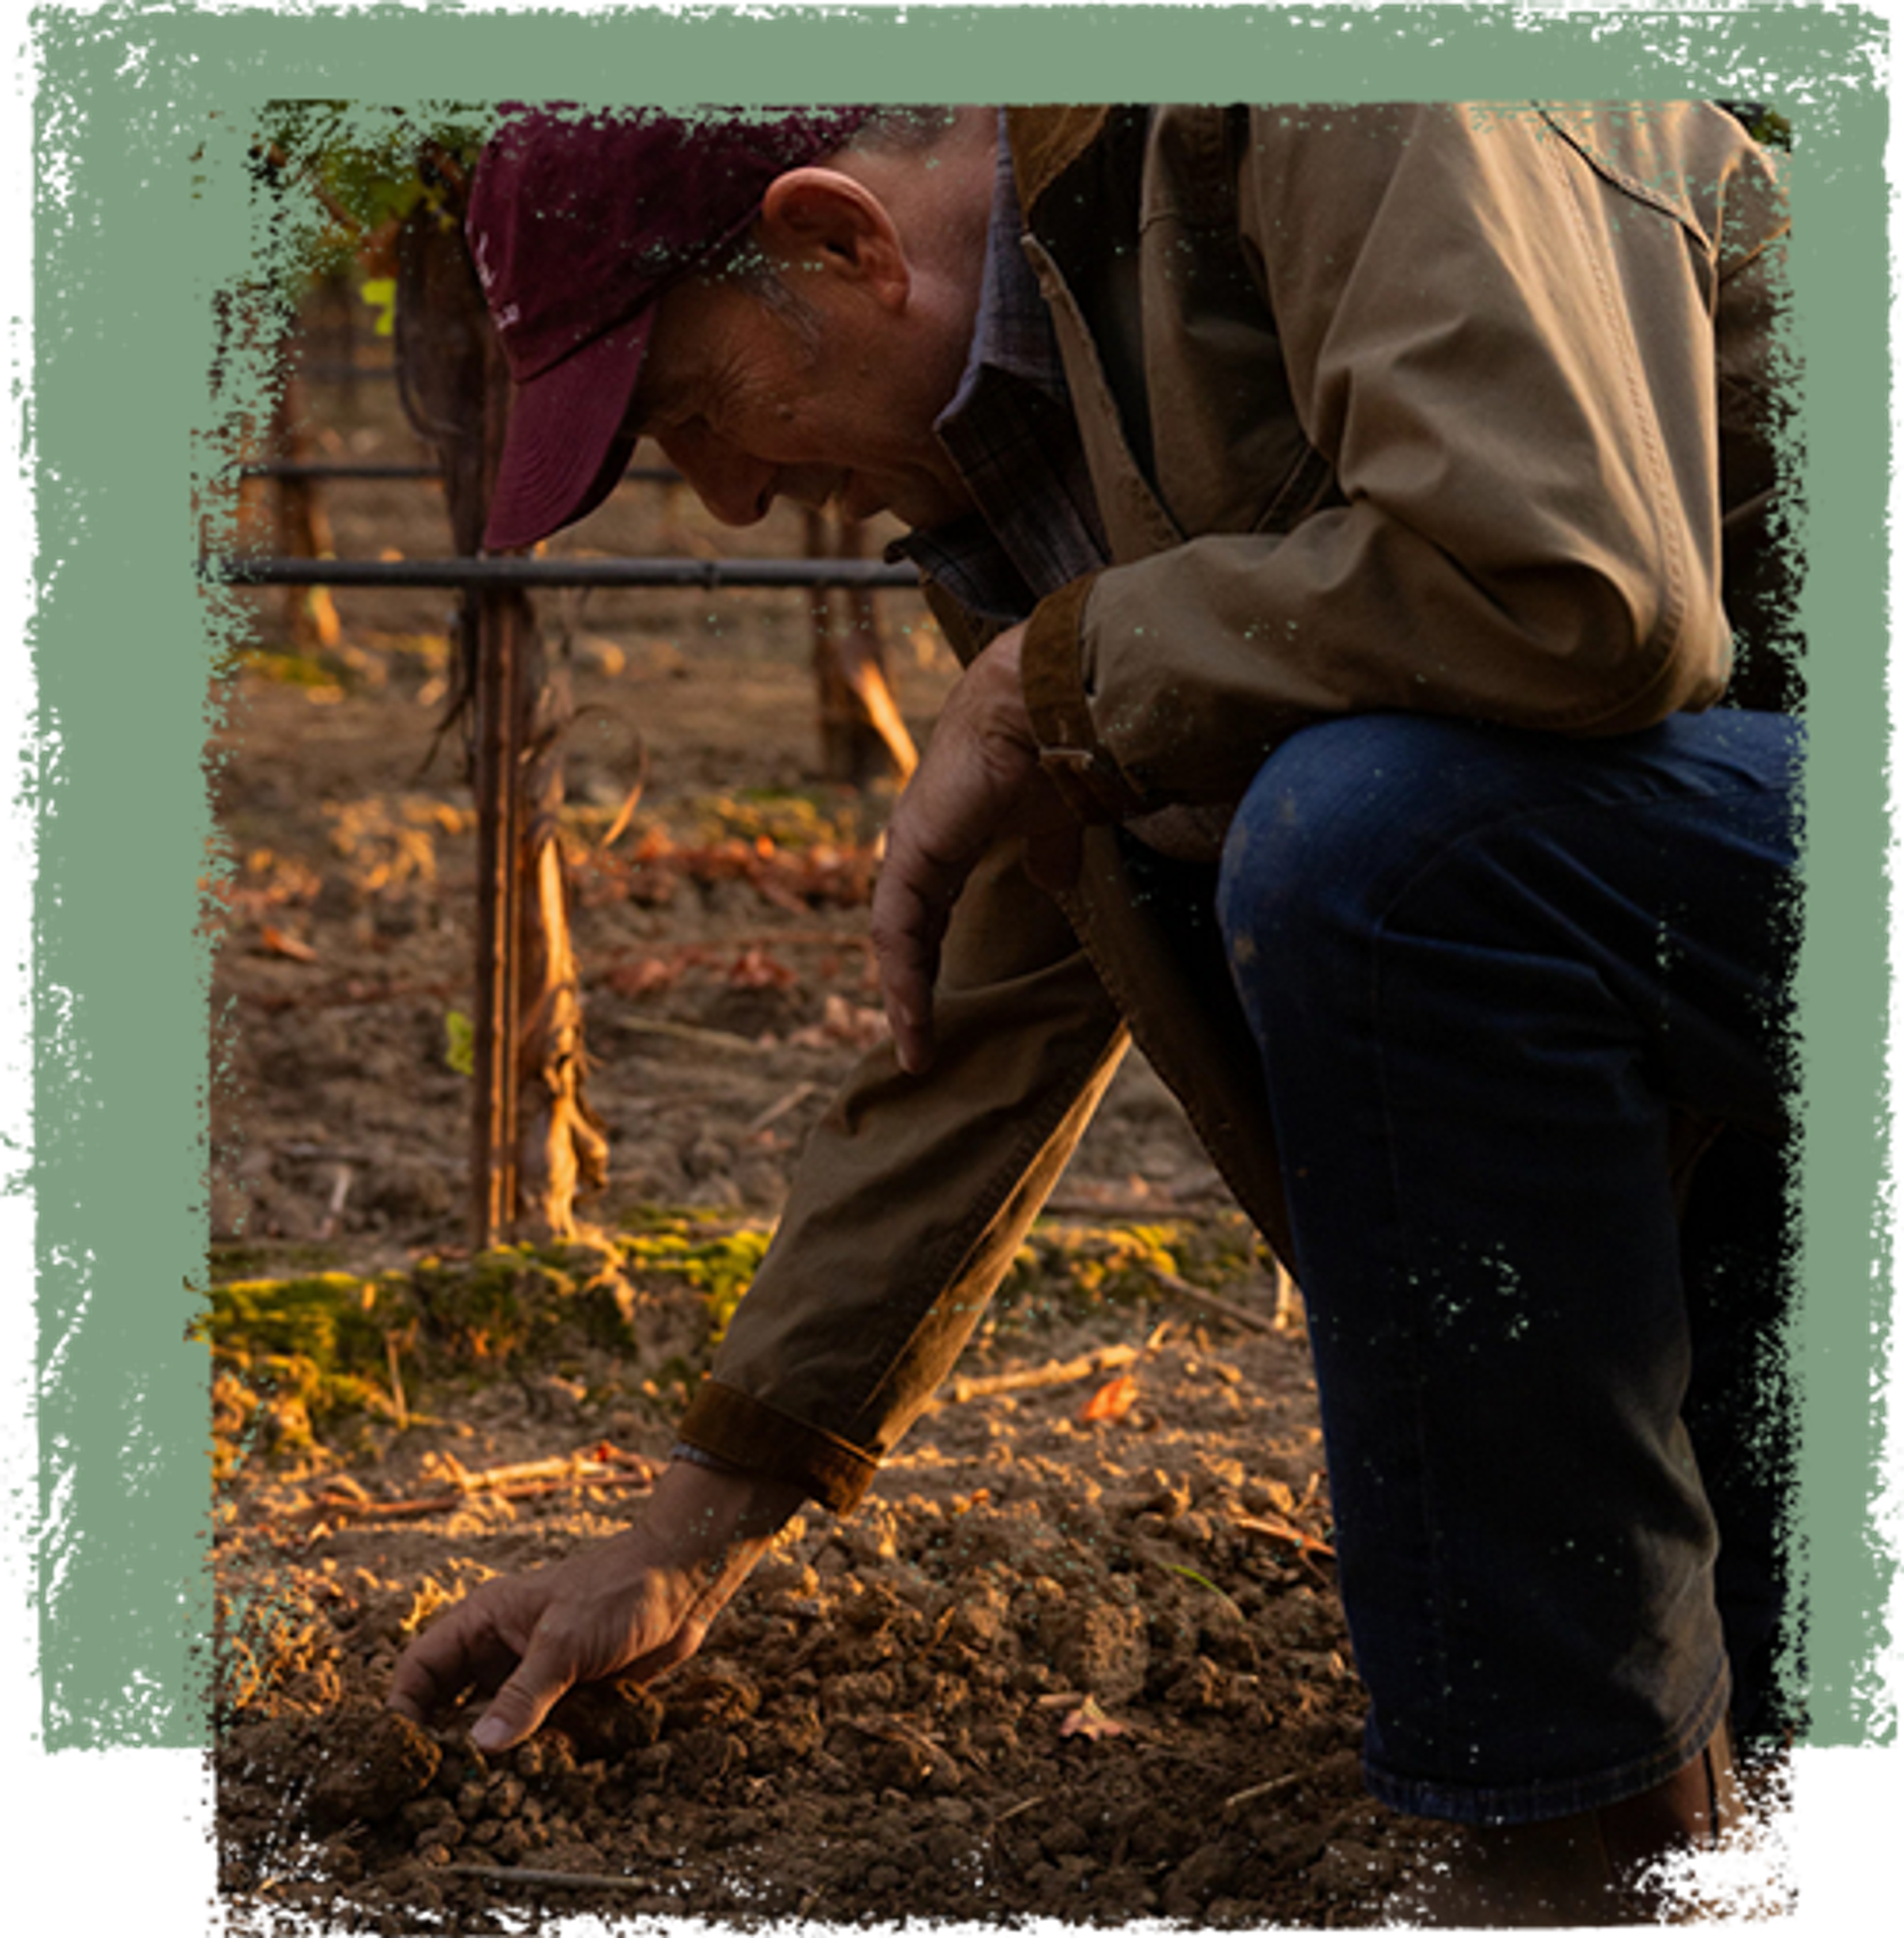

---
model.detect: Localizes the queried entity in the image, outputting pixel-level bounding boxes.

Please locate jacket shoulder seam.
[1532,104,1716,257]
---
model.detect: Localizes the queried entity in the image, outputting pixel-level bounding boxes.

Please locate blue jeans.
[1214,709,1801,1826]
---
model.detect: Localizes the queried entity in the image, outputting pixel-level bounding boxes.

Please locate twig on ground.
[314,1162,353,1240]
[295,1444,659,1523]
[444,1864,650,1891]
[384,1330,408,1432]
[1142,1264,1279,1336]
[617,1015,777,1055]
[300,1472,661,1526]
[1223,1770,1308,1812]
[950,1342,1138,1404]
[744,1081,818,1136]
[425,1447,655,1493]
[1232,1511,1337,1563]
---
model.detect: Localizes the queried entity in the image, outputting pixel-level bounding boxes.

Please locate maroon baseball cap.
[467,105,880,553]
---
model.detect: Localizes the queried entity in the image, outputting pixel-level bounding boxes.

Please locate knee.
[1216,715,1447,968]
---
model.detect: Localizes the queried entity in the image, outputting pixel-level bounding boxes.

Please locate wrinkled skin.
[390,1461,803,1751]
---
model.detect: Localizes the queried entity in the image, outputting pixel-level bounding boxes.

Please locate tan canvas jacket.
[677,103,1793,1513]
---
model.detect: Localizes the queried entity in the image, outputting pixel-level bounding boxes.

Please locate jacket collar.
[1005,106,1112,218]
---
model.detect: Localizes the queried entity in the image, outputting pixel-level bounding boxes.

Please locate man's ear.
[759,167,910,309]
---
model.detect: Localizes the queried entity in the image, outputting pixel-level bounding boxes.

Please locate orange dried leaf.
[259,925,318,963]
[727,946,797,991]
[606,955,687,998]
[1078,1372,1140,1423]
[1058,1696,1128,1742]
[785,995,890,1050]
[1234,1513,1337,1562]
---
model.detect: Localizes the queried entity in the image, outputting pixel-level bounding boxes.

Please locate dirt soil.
[205,321,1448,1932]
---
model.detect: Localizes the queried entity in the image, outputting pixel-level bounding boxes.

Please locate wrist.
[643,1457,803,1573]
[1018,574,1145,823]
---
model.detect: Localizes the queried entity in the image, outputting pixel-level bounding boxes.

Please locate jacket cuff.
[1020,573,1148,824]
[675,1380,880,1515]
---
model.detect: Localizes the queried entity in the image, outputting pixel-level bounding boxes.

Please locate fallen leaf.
[785,994,890,1049]
[259,925,318,963]
[1058,1696,1128,1742]
[1078,1372,1140,1423]
[1233,1513,1337,1562]
[727,946,797,991]
[605,953,691,998]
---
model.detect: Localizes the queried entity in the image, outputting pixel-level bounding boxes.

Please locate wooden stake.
[391,176,605,1246]
[270,372,344,653]
[469,568,525,1244]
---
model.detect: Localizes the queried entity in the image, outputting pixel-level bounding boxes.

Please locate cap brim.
[482,308,655,553]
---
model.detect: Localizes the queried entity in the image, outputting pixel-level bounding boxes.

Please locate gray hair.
[707,105,966,338]
[705,236,824,348]
[845,106,963,153]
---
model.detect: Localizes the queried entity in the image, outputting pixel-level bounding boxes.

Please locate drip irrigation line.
[234,461,684,486]
[202,553,921,591]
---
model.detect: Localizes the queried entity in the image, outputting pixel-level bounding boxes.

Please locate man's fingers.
[387,1646,439,1723]
[869,835,964,1075]
[866,626,1047,1074]
[387,1606,495,1724]
[872,917,946,1074]
[469,1633,574,1753]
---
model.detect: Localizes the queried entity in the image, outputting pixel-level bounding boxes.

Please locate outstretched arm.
[388,1458,804,1751]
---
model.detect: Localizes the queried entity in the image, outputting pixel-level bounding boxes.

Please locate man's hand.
[388,1459,803,1752]
[872,625,1081,1074]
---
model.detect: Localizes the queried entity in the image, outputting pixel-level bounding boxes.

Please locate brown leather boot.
[1384,1720,1737,1927]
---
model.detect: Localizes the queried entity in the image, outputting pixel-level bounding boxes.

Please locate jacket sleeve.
[1022,103,1778,815]
[676,834,1129,1513]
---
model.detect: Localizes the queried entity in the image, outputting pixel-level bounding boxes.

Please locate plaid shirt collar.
[893,120,1109,624]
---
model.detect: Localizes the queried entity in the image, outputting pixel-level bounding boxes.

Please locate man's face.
[631,264,975,532]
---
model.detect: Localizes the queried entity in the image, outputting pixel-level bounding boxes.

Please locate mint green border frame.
[23,0,1894,1770]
